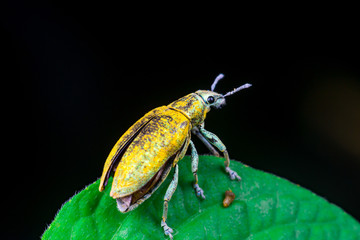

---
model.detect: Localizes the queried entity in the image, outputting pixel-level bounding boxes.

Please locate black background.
[3,2,360,239]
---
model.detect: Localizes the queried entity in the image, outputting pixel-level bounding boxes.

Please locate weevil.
[99,74,251,239]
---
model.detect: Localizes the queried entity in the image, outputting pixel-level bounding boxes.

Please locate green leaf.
[42,156,360,240]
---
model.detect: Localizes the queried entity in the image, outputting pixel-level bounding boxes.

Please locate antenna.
[223,83,252,97]
[210,73,225,91]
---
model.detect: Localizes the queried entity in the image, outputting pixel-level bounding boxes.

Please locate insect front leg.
[192,126,220,157]
[190,140,205,199]
[161,164,179,240]
[198,126,241,181]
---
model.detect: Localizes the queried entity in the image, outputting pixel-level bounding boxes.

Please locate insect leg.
[190,140,205,199]
[161,164,179,240]
[192,126,220,157]
[198,126,241,181]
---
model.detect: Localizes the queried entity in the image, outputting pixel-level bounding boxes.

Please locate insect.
[223,190,236,207]
[99,74,251,239]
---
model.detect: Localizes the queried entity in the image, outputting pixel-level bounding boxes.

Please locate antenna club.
[217,73,225,79]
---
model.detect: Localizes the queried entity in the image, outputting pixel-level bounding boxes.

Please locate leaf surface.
[42,156,360,240]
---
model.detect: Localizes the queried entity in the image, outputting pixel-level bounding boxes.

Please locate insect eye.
[207,96,215,104]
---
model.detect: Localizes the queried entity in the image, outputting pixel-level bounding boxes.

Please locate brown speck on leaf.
[223,190,235,207]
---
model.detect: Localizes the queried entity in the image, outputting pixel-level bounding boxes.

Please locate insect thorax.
[168,93,209,127]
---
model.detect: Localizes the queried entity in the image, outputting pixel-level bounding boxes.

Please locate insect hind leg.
[161,164,179,240]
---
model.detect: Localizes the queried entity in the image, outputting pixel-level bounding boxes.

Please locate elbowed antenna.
[223,83,252,97]
[210,73,225,91]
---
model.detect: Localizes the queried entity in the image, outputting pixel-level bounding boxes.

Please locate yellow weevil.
[99,74,251,239]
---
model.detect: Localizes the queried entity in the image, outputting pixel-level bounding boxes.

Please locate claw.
[225,167,241,181]
[161,220,174,239]
[193,183,206,199]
